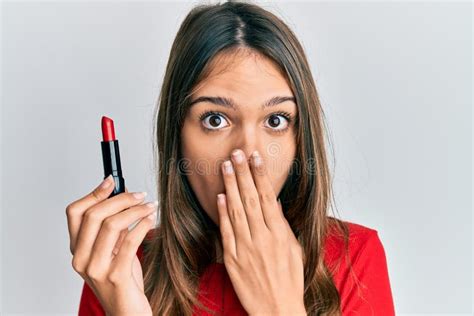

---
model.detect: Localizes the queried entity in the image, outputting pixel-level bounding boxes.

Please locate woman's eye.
[265,114,290,131]
[199,111,292,132]
[201,113,229,130]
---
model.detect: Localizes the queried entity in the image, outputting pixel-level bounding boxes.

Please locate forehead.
[191,50,294,101]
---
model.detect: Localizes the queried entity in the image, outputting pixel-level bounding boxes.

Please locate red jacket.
[78,221,395,315]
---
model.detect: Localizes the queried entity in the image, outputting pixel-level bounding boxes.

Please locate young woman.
[66,1,395,315]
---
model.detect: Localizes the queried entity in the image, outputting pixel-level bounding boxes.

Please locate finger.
[89,200,158,271]
[249,150,284,232]
[113,229,128,256]
[221,159,252,245]
[73,191,148,269]
[66,175,115,254]
[217,193,236,258]
[278,198,292,235]
[113,187,150,255]
[113,187,130,254]
[114,197,149,254]
[112,211,157,274]
[230,149,267,238]
[278,198,301,250]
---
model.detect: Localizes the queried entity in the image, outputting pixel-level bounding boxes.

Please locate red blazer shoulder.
[323,220,396,315]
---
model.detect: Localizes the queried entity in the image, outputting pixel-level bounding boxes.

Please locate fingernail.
[100,175,113,189]
[133,191,147,199]
[217,194,225,204]
[223,160,234,174]
[232,149,243,163]
[252,151,262,166]
[145,200,158,208]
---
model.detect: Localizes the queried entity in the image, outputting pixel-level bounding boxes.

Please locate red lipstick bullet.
[101,116,116,142]
[101,116,125,197]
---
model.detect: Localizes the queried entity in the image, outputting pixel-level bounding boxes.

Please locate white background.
[1,0,472,315]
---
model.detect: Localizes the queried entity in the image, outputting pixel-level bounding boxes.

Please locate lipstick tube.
[101,116,125,197]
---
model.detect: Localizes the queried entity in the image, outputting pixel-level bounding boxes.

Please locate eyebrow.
[188,95,296,110]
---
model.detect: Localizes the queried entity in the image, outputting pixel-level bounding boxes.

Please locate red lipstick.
[101,116,125,197]
[101,116,116,142]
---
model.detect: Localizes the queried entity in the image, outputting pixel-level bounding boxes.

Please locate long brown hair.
[142,1,350,315]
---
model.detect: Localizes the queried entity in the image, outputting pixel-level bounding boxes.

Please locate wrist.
[282,308,306,316]
[279,305,307,316]
[250,306,307,316]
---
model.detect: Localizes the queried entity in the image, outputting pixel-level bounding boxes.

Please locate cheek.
[264,140,296,193]
[181,121,224,161]
[266,155,294,193]
[181,123,226,225]
[181,158,223,225]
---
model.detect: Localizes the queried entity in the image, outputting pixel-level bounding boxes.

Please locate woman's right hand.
[66,175,157,316]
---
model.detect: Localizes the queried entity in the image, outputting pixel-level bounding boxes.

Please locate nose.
[231,125,261,160]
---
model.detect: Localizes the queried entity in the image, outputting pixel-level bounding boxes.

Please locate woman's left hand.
[217,149,306,316]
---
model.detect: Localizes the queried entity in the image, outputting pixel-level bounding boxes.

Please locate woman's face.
[180,51,297,226]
